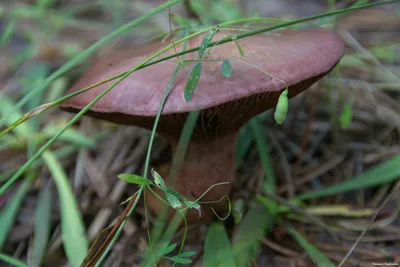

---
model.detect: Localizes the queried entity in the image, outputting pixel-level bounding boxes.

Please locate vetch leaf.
[166,193,182,209]
[151,168,166,188]
[166,187,185,200]
[168,256,192,264]
[203,222,237,267]
[178,251,196,258]
[222,60,232,77]
[184,63,202,102]
[118,173,150,185]
[158,242,177,256]
[199,28,217,58]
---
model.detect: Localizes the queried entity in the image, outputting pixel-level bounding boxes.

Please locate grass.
[1,0,400,266]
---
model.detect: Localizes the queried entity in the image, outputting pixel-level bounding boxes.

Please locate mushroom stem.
[168,132,237,202]
[148,132,237,220]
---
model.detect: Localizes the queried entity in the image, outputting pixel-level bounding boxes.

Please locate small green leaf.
[168,256,192,264]
[178,251,196,258]
[118,173,150,185]
[166,193,182,209]
[274,89,289,124]
[166,188,184,199]
[340,103,352,129]
[158,243,177,256]
[222,60,232,77]
[184,63,202,102]
[151,168,166,188]
[199,28,217,58]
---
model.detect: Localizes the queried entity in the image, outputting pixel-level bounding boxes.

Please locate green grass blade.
[235,124,253,164]
[249,118,276,195]
[0,253,29,267]
[297,154,400,200]
[287,227,334,267]
[0,178,32,250]
[0,19,15,45]
[42,125,96,147]
[30,182,53,267]
[203,223,237,267]
[42,151,88,267]
[169,110,200,183]
[232,205,272,267]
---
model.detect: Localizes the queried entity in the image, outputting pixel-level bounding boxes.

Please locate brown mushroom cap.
[61,28,344,138]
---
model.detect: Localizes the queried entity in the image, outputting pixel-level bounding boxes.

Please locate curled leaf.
[151,168,166,189]
[274,89,288,124]
[184,199,202,218]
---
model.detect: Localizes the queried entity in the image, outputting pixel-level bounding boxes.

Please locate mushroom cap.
[62,28,344,138]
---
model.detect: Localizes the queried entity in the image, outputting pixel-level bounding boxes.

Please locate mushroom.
[61,28,344,221]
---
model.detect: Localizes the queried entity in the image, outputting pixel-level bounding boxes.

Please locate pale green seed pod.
[274,89,289,124]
